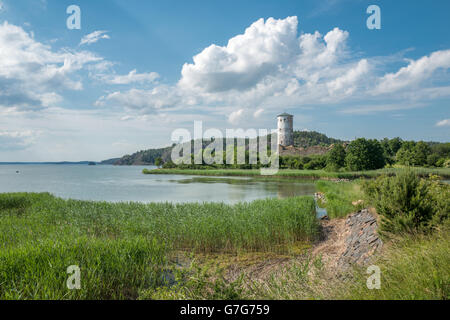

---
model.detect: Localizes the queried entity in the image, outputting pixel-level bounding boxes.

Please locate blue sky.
[0,0,449,161]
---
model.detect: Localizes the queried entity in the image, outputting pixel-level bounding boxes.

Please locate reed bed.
[0,192,318,299]
[315,180,364,218]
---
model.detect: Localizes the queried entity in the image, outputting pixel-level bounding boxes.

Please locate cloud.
[179,16,300,92]
[101,69,160,85]
[327,59,369,95]
[436,119,450,127]
[340,103,426,115]
[0,130,38,150]
[107,17,355,115]
[0,22,102,111]
[80,30,110,46]
[376,50,450,94]
[100,86,183,114]
[97,16,450,119]
[228,109,245,124]
[253,108,264,118]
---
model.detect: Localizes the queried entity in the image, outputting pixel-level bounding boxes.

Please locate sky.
[0,0,449,161]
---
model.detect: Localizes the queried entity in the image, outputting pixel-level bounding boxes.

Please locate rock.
[337,209,383,271]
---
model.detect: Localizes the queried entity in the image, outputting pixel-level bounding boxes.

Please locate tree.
[154,157,163,168]
[345,138,385,171]
[388,137,403,155]
[396,141,431,166]
[396,141,416,165]
[326,144,346,170]
[413,141,431,166]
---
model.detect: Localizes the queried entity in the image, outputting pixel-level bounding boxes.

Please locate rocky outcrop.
[337,209,382,270]
[312,208,383,277]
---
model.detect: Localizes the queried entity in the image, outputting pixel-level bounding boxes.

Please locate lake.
[0,165,316,204]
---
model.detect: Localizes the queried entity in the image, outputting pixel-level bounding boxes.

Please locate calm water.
[0,165,316,204]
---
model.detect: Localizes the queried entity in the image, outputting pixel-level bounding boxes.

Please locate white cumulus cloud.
[179,16,300,92]
[376,50,450,94]
[101,69,160,85]
[102,86,182,114]
[0,130,38,150]
[253,108,264,118]
[436,119,450,127]
[96,16,450,119]
[228,109,245,124]
[80,30,110,46]
[0,22,103,111]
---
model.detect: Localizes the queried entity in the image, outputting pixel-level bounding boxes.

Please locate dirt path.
[231,209,382,283]
[311,217,349,275]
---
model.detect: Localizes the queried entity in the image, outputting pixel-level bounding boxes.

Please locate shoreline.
[143,167,450,180]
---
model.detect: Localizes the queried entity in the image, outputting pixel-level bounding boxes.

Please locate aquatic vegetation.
[0,193,318,299]
[315,180,365,218]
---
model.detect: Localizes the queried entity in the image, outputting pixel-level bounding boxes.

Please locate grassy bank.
[143,167,450,179]
[142,224,450,300]
[0,193,318,299]
[315,180,364,218]
[238,226,450,300]
[335,227,450,299]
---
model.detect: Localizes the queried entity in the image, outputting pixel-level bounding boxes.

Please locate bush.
[363,170,448,235]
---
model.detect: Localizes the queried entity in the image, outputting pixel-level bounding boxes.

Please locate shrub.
[363,170,448,235]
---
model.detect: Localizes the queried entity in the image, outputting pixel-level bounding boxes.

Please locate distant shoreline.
[0,162,100,165]
[143,167,450,180]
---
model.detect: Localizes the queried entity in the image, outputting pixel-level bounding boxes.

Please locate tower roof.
[277,112,293,117]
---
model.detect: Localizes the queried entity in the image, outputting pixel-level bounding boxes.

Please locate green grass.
[0,237,167,299]
[0,193,318,299]
[236,227,450,300]
[315,180,365,218]
[334,227,450,300]
[143,167,450,179]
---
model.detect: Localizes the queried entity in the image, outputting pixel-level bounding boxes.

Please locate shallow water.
[0,165,317,204]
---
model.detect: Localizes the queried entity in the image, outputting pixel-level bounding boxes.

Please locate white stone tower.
[277,113,294,146]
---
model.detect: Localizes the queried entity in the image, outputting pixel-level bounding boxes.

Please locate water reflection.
[172,176,316,199]
[0,165,318,204]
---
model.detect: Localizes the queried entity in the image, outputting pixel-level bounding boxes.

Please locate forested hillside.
[293,131,344,148]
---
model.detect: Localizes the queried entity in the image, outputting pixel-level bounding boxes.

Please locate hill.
[293,131,345,148]
[107,145,174,165]
[105,131,343,165]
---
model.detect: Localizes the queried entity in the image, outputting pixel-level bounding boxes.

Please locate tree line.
[159,137,449,171]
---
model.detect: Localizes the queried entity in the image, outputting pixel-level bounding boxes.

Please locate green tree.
[388,137,403,155]
[154,157,163,168]
[326,144,346,170]
[413,141,431,166]
[345,138,385,171]
[396,141,416,165]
